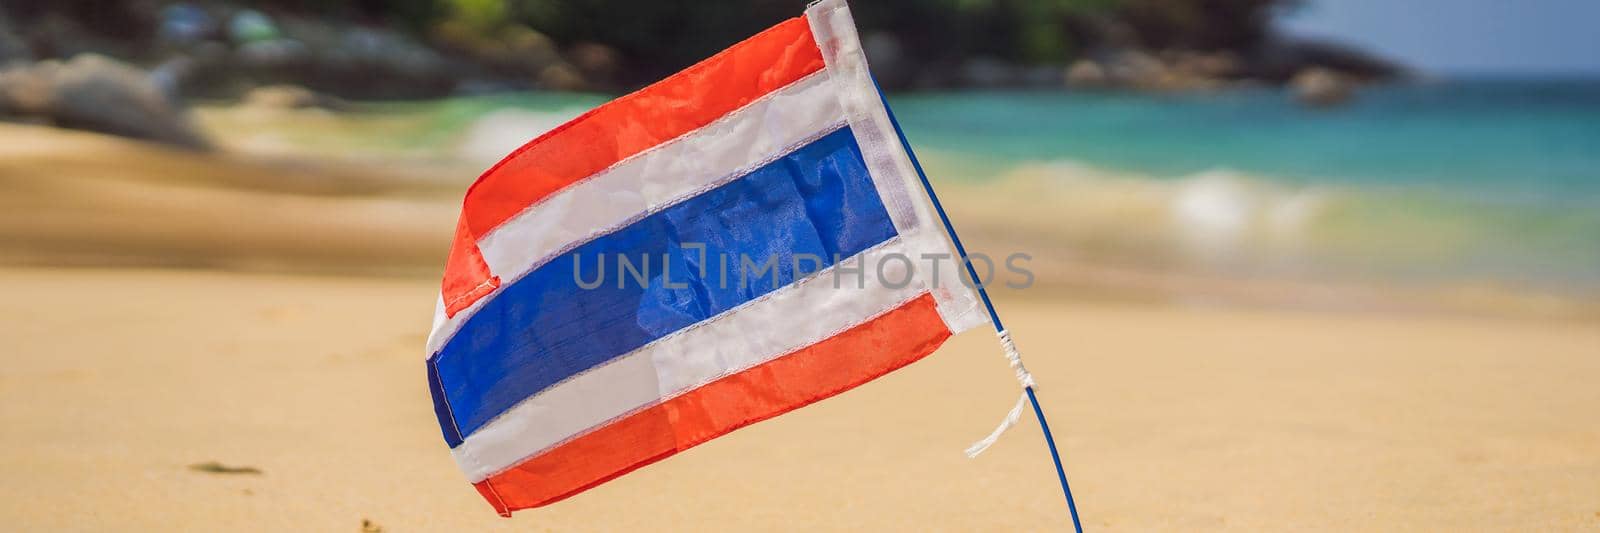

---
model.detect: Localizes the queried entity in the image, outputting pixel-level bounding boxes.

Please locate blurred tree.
[0,0,1302,90]
[458,0,1286,83]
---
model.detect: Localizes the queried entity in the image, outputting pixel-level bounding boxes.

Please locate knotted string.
[872,73,1082,530]
[965,329,1036,458]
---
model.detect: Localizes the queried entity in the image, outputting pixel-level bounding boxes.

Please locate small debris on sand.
[187,461,262,475]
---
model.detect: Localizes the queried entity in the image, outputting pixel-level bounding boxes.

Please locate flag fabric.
[425,0,987,516]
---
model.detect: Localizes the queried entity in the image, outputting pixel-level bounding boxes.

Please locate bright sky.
[1279,0,1600,76]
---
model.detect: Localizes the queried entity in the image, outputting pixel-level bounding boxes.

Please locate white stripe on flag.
[428,71,844,356]
[807,0,988,334]
[451,230,960,481]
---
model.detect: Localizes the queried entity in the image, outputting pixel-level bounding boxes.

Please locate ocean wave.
[454,107,589,167]
[926,155,1600,292]
[956,160,1335,266]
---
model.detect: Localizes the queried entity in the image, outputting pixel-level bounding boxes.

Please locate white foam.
[455,108,589,168]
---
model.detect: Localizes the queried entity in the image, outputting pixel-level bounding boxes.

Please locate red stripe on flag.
[441,16,825,316]
[442,216,499,317]
[471,293,952,515]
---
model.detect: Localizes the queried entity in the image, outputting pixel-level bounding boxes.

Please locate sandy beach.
[1,266,1596,531]
[2,116,1597,531]
[4,0,1599,528]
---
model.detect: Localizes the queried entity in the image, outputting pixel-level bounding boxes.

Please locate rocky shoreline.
[1,2,1403,148]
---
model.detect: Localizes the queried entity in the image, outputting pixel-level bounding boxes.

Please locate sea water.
[261,79,1600,297]
[883,80,1600,294]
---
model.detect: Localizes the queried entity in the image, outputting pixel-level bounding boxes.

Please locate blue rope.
[873,79,1084,532]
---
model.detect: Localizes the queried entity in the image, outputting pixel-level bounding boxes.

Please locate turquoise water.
[889,80,1600,196]
[883,80,1600,290]
[344,80,1600,291]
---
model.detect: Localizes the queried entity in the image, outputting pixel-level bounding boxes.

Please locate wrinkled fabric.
[473,294,950,513]
[426,0,988,516]
[430,127,893,444]
[442,17,825,316]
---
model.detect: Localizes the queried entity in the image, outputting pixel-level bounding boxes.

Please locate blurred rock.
[482,26,560,78]
[1101,49,1166,86]
[337,27,447,79]
[235,38,308,68]
[158,3,215,45]
[1068,49,1237,91]
[1168,50,1241,80]
[1065,60,1107,88]
[241,84,346,111]
[0,0,1403,98]
[0,54,209,149]
[1290,67,1355,107]
[1253,38,1403,83]
[0,63,51,113]
[431,23,563,91]
[180,15,458,99]
[538,62,586,91]
[566,42,619,85]
[501,26,561,70]
[228,9,280,44]
[148,56,194,100]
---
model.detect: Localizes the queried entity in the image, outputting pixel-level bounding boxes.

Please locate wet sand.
[0,123,458,275]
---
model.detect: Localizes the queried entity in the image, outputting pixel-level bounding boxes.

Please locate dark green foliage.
[3,0,1294,88]
[438,0,1288,83]
[228,0,1286,75]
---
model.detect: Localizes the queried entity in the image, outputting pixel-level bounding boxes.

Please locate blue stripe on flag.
[430,127,896,446]
[425,357,459,445]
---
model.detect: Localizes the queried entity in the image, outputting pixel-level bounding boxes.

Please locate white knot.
[996,329,1036,388]
[967,329,1035,458]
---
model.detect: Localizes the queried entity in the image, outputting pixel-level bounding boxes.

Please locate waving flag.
[425,0,987,515]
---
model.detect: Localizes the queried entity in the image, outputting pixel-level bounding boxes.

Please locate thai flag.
[425,0,987,515]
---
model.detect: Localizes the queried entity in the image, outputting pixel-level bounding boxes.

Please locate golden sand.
[1,123,1597,531]
[1,268,1596,531]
